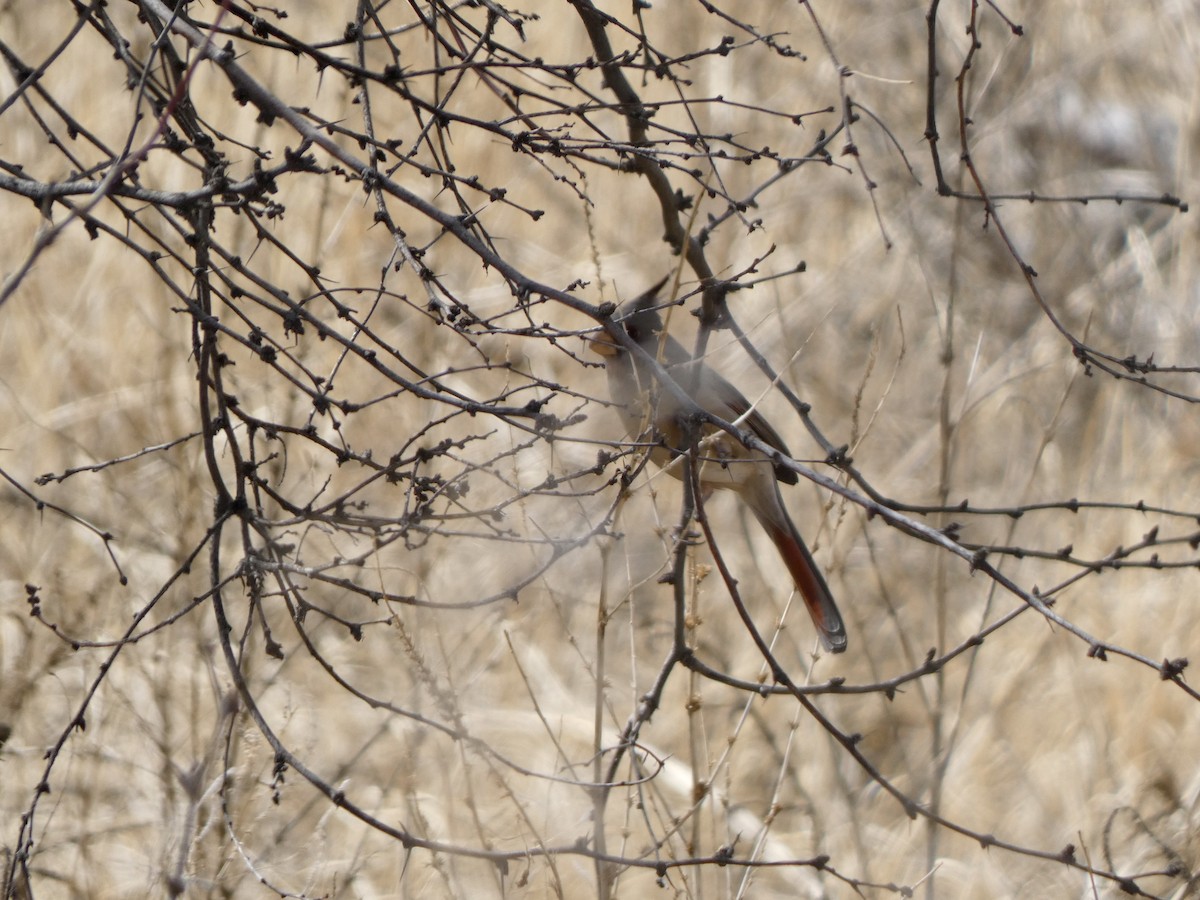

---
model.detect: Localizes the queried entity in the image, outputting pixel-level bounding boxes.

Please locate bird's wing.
[701,370,800,486]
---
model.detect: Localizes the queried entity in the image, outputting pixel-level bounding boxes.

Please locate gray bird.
[591,280,847,654]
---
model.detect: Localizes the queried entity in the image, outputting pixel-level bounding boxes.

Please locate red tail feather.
[752,489,847,654]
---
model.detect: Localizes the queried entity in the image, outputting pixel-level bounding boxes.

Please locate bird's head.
[589,276,670,359]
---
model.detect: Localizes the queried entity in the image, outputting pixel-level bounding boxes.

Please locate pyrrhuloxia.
[592,280,848,654]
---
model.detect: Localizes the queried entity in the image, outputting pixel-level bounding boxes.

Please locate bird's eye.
[626,324,640,341]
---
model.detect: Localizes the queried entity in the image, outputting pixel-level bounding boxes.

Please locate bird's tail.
[750,484,848,654]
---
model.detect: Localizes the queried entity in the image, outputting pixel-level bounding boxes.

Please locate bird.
[591,279,848,654]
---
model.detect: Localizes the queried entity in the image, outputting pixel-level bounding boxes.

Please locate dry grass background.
[0,1,1197,898]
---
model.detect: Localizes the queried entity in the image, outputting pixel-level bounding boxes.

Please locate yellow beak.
[588,329,622,357]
